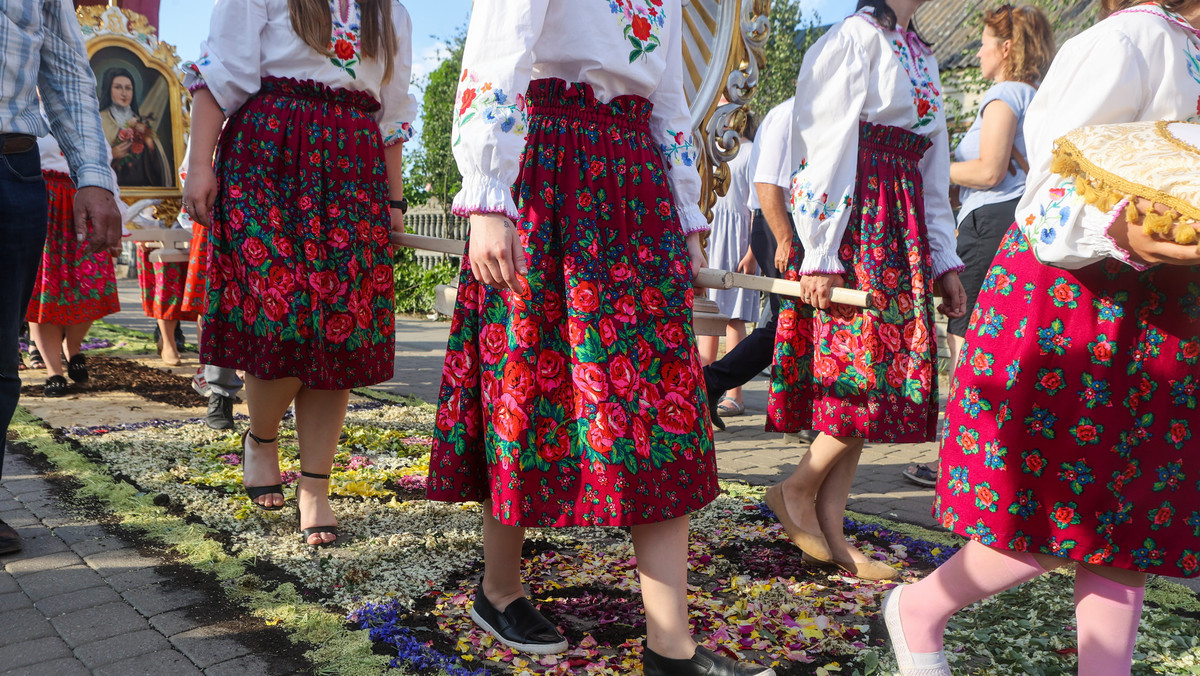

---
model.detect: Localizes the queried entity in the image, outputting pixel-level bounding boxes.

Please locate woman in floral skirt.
[182,0,417,547]
[883,2,1200,675]
[764,0,967,581]
[426,2,772,674]
[26,132,123,397]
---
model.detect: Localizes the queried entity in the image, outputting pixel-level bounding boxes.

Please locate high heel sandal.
[297,471,338,547]
[764,484,832,562]
[242,430,284,511]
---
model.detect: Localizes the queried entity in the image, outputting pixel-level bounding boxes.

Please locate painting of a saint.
[93,55,175,188]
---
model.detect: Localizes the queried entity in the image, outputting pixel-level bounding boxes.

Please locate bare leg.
[697,335,719,366]
[63,321,93,361]
[481,499,527,611]
[723,319,747,404]
[630,516,696,659]
[158,318,180,364]
[779,433,860,540]
[293,386,350,545]
[812,439,866,562]
[241,374,302,509]
[29,323,66,378]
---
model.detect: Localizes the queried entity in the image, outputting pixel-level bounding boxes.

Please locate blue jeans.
[0,147,48,479]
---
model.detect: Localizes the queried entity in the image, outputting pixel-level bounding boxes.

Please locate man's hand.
[937,270,968,318]
[773,239,792,276]
[468,213,527,292]
[74,187,122,255]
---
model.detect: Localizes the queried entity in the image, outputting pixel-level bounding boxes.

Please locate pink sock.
[898,540,1045,653]
[1074,566,1145,676]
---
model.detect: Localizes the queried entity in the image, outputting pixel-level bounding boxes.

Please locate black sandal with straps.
[297,470,339,547]
[242,430,285,511]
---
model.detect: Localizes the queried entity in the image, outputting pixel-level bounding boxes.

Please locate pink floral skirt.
[25,172,119,325]
[768,123,939,443]
[426,79,718,527]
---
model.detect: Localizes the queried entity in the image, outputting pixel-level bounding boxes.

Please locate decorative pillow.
[1051,120,1200,246]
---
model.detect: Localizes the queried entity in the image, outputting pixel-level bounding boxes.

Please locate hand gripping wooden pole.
[392,233,873,309]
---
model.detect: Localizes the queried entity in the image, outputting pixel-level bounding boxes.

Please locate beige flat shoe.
[764,484,832,561]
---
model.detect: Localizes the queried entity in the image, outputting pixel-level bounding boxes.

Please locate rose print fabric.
[181,223,208,316]
[200,78,395,390]
[427,79,718,527]
[769,123,939,443]
[25,172,120,326]
[935,226,1200,576]
[136,243,198,323]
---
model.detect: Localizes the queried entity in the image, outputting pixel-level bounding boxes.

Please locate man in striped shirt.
[0,0,122,556]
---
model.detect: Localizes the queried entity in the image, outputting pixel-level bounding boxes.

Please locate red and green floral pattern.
[428,78,718,527]
[607,0,667,62]
[137,243,197,323]
[768,123,939,443]
[936,225,1200,576]
[201,77,395,390]
[25,172,120,326]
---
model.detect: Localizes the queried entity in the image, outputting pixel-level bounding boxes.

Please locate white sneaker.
[192,367,210,397]
[883,585,952,676]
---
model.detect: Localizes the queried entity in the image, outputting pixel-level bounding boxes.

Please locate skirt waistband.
[859,121,931,163]
[260,76,381,113]
[526,78,653,132]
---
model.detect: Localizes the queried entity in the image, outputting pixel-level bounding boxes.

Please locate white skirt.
[705,208,760,322]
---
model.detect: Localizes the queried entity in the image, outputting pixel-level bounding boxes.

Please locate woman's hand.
[800,272,854,320]
[112,141,132,160]
[937,270,968,318]
[469,213,527,292]
[182,163,218,227]
[1109,199,1200,267]
[737,246,757,275]
[685,232,706,280]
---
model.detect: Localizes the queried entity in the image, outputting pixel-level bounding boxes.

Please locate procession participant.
[0,0,124,555]
[884,2,1200,675]
[903,3,1055,488]
[183,0,417,547]
[27,131,125,397]
[765,0,967,581]
[426,2,774,673]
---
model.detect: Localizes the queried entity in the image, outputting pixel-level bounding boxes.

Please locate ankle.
[645,636,696,661]
[481,581,525,612]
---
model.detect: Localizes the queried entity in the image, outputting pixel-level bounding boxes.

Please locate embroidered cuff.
[452,174,519,221]
[932,250,967,280]
[798,251,846,276]
[678,205,710,235]
[1095,198,1149,271]
[382,122,414,148]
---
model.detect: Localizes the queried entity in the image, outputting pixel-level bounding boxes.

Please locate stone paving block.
[70,534,129,559]
[92,649,204,676]
[82,546,157,578]
[2,526,71,556]
[0,589,34,613]
[16,564,106,601]
[203,654,274,676]
[35,582,124,617]
[74,628,174,669]
[122,584,206,618]
[22,499,72,523]
[0,608,56,647]
[2,656,91,676]
[0,571,18,594]
[3,549,81,577]
[0,636,73,671]
[0,507,39,529]
[148,608,206,637]
[105,566,169,593]
[169,625,253,669]
[50,601,151,648]
[50,523,110,546]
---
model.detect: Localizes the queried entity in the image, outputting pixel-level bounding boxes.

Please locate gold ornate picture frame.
[76,5,190,207]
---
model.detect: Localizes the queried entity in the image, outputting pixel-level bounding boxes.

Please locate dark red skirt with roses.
[426,79,719,527]
[934,225,1200,577]
[200,77,395,389]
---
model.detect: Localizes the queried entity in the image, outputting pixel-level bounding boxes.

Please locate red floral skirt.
[935,226,1200,577]
[180,223,207,316]
[25,172,120,325]
[427,79,718,527]
[200,77,395,390]
[768,123,939,443]
[137,239,197,323]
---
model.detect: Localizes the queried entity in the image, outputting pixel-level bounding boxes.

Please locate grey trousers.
[204,365,243,399]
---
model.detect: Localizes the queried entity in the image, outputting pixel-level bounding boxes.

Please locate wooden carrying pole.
[393,233,872,309]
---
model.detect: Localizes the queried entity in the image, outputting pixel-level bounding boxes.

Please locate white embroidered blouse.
[182,0,418,147]
[788,9,961,278]
[449,0,707,234]
[1015,5,1200,270]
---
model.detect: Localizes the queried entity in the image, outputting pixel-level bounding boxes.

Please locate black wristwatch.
[389,198,408,214]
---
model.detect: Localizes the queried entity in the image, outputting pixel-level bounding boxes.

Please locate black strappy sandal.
[27,346,45,370]
[67,353,88,383]
[297,470,339,547]
[241,430,284,511]
[44,375,68,398]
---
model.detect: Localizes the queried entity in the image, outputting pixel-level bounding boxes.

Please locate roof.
[916,0,1099,70]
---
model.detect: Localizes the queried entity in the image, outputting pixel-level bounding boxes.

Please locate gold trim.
[1053,136,1200,223]
[1156,119,1200,157]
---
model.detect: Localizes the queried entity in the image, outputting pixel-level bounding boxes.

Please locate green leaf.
[629,49,641,63]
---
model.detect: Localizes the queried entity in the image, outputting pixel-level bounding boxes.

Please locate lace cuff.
[452,174,519,221]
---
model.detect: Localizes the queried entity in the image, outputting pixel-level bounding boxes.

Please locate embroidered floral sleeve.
[1015,27,1149,269]
[789,25,869,274]
[608,0,667,63]
[187,0,269,117]
[450,0,550,220]
[378,4,418,147]
[648,5,707,234]
[914,57,964,279]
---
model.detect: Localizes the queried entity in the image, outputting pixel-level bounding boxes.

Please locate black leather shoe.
[468,587,567,655]
[644,644,776,676]
[206,393,235,431]
[0,517,22,555]
[703,366,726,431]
[67,353,88,383]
